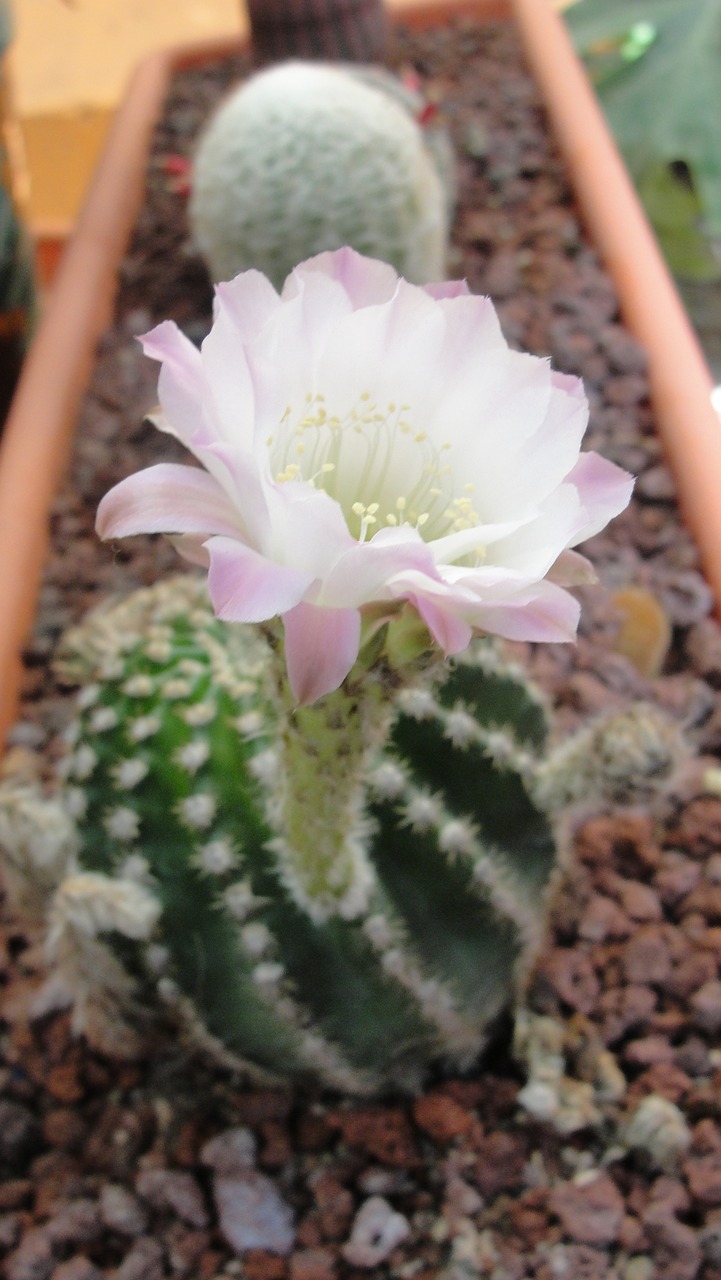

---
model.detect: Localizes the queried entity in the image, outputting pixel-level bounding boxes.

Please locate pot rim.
[0,0,716,751]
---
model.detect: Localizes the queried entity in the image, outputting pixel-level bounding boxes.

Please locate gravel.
[2,16,721,1280]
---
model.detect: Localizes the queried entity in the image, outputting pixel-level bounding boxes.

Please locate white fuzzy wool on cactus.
[96,248,633,705]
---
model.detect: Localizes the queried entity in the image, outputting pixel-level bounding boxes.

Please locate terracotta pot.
[0,0,718,753]
[245,0,390,63]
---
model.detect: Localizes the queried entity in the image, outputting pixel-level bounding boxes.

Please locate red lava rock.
[576,814,661,875]
[112,1236,165,1280]
[134,1169,209,1228]
[685,1154,721,1207]
[288,1247,338,1280]
[617,879,663,922]
[243,1250,288,1280]
[3,1227,54,1280]
[51,1259,104,1280]
[45,1062,85,1106]
[623,1035,675,1068]
[471,1132,527,1199]
[671,797,721,858]
[45,1198,103,1246]
[165,1223,211,1273]
[309,1173,354,1241]
[549,1174,624,1245]
[643,1206,703,1280]
[691,1120,721,1155]
[664,951,718,1000]
[541,948,600,1013]
[682,883,721,922]
[40,1110,88,1153]
[0,1182,32,1212]
[622,926,673,985]
[691,979,721,1034]
[647,1174,692,1216]
[632,1063,692,1105]
[597,983,657,1044]
[655,853,702,908]
[328,1108,419,1168]
[577,894,632,942]
[412,1092,475,1143]
[618,1213,645,1253]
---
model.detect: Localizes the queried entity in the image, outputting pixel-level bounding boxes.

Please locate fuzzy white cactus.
[188,62,450,288]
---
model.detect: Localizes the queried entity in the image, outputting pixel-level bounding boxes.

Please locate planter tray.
[0,0,717,750]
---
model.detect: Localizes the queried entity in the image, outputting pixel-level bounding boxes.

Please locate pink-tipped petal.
[140,322,205,449]
[567,451,636,543]
[206,536,313,623]
[292,246,400,307]
[468,579,581,644]
[412,596,473,655]
[283,601,361,704]
[96,464,243,540]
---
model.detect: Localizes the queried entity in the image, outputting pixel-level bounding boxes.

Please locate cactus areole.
[7,252,635,1093]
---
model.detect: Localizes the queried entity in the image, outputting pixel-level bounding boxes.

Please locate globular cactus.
[2,575,554,1092]
[0,575,681,1093]
[188,62,451,290]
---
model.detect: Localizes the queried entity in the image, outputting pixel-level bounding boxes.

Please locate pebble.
[200,1127,256,1174]
[412,1093,474,1143]
[341,1197,410,1268]
[691,980,721,1034]
[623,927,672,985]
[45,1199,102,1246]
[135,1169,208,1228]
[624,1096,691,1170]
[4,1228,54,1280]
[51,1259,104,1280]
[288,1247,337,1280]
[685,1153,721,1207]
[212,1169,295,1256]
[111,1237,165,1280]
[643,1208,702,1280]
[549,1174,624,1245]
[99,1184,149,1237]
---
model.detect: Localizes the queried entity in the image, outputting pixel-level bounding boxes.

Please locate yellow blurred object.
[10,0,244,271]
[610,585,672,678]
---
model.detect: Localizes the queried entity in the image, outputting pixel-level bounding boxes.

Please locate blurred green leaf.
[565,0,721,273]
[637,163,721,280]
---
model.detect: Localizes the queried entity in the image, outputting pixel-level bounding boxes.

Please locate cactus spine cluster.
[188,62,451,289]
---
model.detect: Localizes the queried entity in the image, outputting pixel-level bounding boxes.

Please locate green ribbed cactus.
[0,575,681,1093]
[188,62,451,289]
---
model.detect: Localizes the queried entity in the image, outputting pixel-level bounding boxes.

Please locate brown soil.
[3,18,721,1280]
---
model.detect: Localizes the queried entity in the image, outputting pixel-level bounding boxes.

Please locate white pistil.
[268,391,484,550]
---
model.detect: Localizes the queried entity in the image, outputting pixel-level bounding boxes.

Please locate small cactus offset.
[188,62,451,288]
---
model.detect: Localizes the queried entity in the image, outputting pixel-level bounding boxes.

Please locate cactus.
[0,575,681,1093]
[188,62,451,290]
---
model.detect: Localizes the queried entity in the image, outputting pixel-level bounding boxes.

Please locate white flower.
[97,248,632,704]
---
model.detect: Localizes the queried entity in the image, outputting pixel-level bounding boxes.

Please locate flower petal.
[565,451,636,544]
[283,601,361,704]
[206,536,313,622]
[96,464,244,540]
